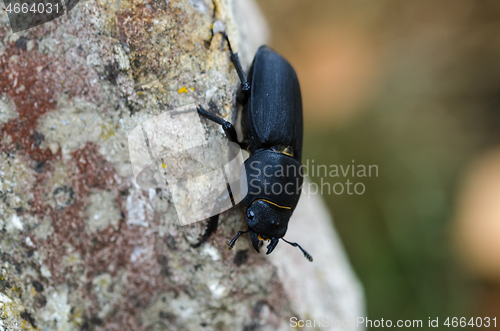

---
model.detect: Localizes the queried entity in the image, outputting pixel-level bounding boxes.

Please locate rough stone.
[0,0,364,330]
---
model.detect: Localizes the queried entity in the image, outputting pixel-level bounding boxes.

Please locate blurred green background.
[255,0,500,328]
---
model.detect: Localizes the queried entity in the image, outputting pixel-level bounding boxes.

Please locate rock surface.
[0,0,364,330]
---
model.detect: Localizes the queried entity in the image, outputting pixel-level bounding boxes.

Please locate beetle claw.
[250,231,261,253]
[266,237,279,255]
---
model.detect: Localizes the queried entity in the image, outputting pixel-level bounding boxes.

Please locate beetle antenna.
[228,230,249,250]
[281,238,313,262]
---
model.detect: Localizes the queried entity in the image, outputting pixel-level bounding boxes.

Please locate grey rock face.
[0,0,363,330]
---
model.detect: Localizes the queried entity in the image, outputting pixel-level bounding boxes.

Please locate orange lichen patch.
[178,86,194,93]
[100,123,118,139]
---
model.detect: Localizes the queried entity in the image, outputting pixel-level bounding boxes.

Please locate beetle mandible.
[192,30,313,262]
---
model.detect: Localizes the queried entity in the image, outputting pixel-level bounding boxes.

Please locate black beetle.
[192,32,312,262]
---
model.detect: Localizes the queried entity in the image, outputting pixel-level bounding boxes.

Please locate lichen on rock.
[0,0,364,330]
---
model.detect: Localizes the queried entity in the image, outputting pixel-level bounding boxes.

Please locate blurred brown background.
[255,0,500,327]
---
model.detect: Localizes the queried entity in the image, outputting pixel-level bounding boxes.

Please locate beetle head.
[228,200,313,261]
[245,199,292,239]
[244,199,292,255]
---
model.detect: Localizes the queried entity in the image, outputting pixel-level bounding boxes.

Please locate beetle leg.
[197,105,248,149]
[220,32,251,98]
[191,214,219,248]
[281,238,314,262]
[192,184,233,248]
